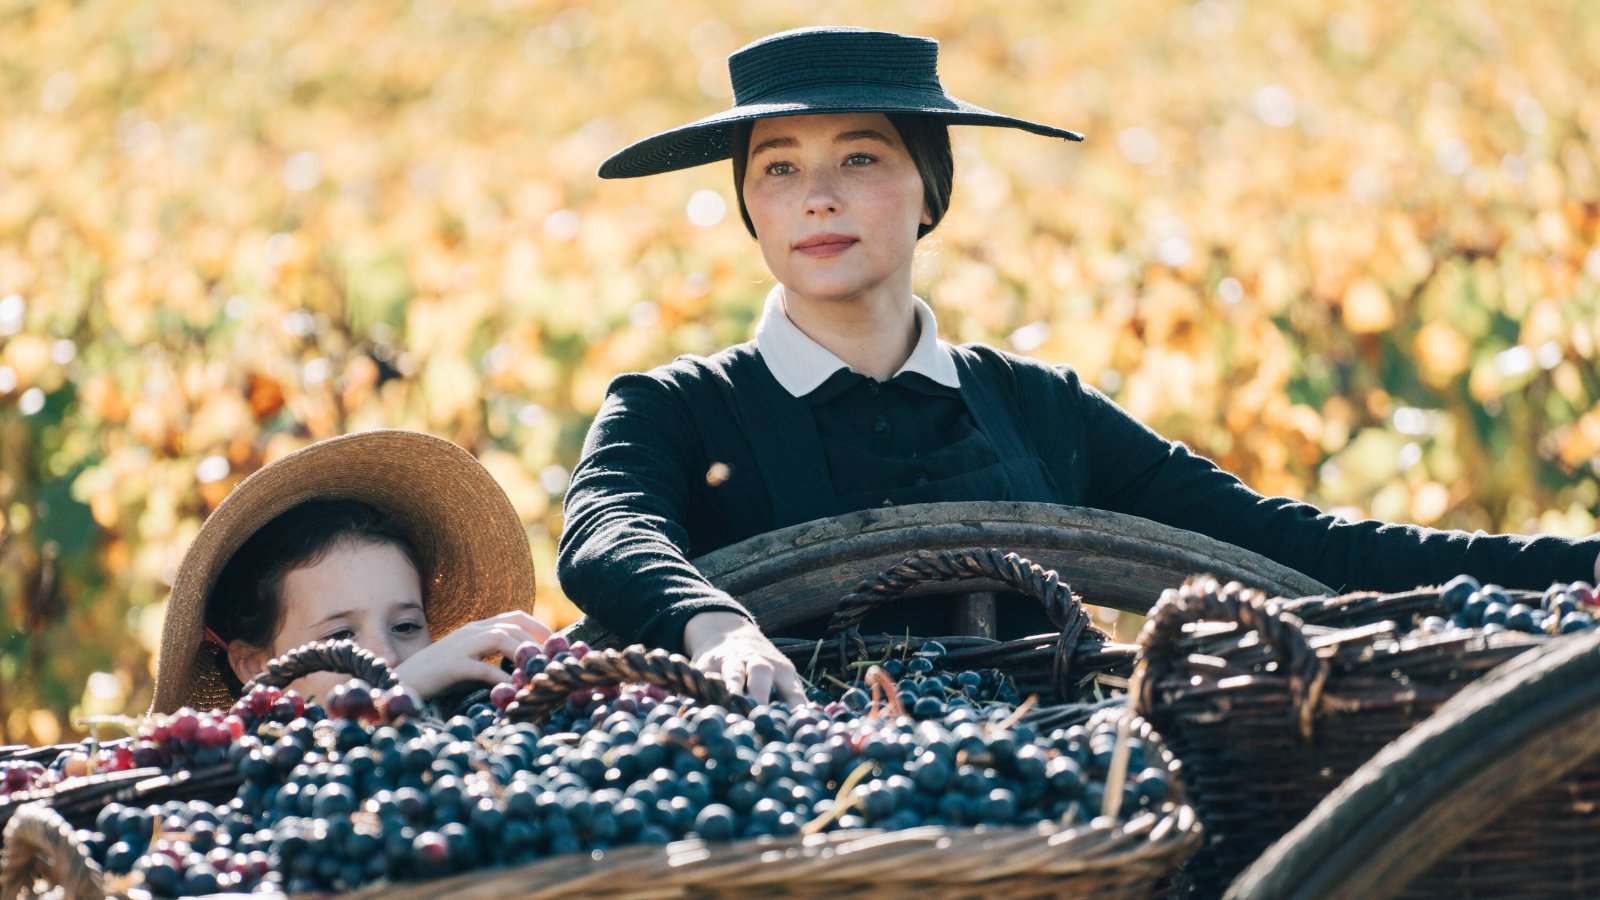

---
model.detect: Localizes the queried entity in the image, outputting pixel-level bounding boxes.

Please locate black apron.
[721,347,1063,639]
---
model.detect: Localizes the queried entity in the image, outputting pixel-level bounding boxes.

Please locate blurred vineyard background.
[3,0,1599,742]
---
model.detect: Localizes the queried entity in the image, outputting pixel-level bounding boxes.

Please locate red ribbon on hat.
[203,626,229,648]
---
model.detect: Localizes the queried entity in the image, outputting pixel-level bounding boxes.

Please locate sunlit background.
[3,0,1598,742]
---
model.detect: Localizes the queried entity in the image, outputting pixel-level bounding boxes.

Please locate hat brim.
[151,429,538,713]
[598,94,1084,179]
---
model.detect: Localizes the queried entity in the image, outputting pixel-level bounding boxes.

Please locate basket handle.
[502,646,753,723]
[240,639,399,696]
[0,804,106,900]
[1129,575,1329,741]
[822,548,1104,693]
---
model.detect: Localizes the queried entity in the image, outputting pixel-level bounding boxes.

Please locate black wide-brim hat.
[598,26,1084,179]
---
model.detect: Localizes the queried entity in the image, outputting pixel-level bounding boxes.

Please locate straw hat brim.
[150,429,537,714]
[597,96,1085,180]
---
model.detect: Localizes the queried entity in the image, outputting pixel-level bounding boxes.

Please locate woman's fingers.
[744,659,775,705]
[719,655,747,698]
[775,665,807,707]
[681,615,806,706]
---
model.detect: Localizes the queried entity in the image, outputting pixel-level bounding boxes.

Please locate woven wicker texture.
[1130,575,1548,898]
[504,645,754,722]
[1229,626,1600,900]
[241,639,399,695]
[766,547,1133,707]
[0,804,105,900]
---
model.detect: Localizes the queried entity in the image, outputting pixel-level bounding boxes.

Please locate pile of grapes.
[802,640,1026,716]
[1,703,262,800]
[1416,576,1598,637]
[29,637,1173,897]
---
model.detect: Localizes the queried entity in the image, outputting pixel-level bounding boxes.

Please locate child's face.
[271,539,431,701]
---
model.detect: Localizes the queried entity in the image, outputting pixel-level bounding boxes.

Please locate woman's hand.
[392,611,550,699]
[683,611,806,706]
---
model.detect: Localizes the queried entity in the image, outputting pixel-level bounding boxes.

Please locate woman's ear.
[225,640,270,686]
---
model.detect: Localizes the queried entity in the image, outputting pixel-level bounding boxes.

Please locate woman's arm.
[557,372,753,653]
[1048,366,1599,592]
[558,371,804,703]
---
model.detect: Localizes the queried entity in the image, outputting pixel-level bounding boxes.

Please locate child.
[151,429,548,713]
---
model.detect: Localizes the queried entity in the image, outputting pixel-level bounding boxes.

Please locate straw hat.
[151,429,537,713]
[598,26,1084,179]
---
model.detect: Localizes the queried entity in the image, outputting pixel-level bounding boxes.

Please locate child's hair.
[205,498,424,692]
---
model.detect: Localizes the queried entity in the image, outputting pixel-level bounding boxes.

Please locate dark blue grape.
[693,803,736,841]
[1561,611,1595,633]
[1439,574,1479,614]
[1506,604,1537,632]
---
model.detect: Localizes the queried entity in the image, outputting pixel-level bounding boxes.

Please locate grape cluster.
[87,799,273,896]
[65,637,1169,896]
[802,641,1023,720]
[4,704,258,799]
[1418,575,1599,637]
[1,759,50,797]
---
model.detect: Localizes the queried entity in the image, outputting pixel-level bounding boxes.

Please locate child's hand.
[392,611,550,699]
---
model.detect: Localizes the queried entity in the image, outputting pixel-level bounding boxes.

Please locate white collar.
[752,285,962,397]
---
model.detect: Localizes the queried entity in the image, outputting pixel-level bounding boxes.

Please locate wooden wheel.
[567,501,1331,645]
[1226,628,1600,900]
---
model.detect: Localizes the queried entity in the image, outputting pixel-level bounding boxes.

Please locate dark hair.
[729,113,953,240]
[205,498,423,692]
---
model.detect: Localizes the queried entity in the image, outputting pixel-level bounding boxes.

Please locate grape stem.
[801,759,880,836]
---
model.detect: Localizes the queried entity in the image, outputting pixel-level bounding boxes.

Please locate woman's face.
[254,539,431,701]
[742,112,931,308]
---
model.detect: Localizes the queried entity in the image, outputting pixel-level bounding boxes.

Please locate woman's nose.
[803,171,841,216]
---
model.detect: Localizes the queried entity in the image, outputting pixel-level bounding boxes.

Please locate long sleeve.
[1037,363,1599,593]
[557,371,754,654]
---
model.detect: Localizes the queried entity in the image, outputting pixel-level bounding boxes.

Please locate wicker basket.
[449,644,1202,899]
[0,640,399,878]
[3,643,1202,900]
[1228,625,1600,900]
[1128,576,1550,898]
[764,547,1138,707]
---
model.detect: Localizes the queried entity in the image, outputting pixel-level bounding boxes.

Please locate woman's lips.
[794,234,858,258]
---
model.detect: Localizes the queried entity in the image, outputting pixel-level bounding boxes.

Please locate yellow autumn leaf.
[1342,279,1395,334]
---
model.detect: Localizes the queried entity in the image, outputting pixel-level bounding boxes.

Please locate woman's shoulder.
[600,343,767,420]
[611,342,760,391]
[947,342,1088,392]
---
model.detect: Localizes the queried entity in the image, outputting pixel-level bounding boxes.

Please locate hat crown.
[729,27,946,107]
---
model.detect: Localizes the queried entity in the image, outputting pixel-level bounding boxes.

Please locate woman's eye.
[325,628,355,642]
[844,153,876,166]
[393,622,423,635]
[764,162,794,176]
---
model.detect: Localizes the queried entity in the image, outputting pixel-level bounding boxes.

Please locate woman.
[559,26,1600,704]
[152,429,548,713]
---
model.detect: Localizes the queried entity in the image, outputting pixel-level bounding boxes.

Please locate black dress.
[558,342,1599,653]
